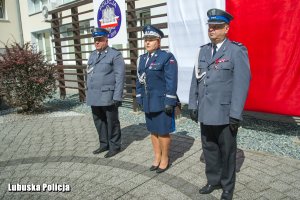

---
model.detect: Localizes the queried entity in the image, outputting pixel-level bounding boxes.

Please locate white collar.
[213,39,226,50]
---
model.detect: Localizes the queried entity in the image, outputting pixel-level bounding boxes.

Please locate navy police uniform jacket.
[86,47,125,106]
[136,49,178,113]
[188,39,251,125]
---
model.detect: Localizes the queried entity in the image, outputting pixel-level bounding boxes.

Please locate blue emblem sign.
[97,0,122,38]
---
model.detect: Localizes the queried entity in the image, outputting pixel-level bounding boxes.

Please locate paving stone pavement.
[0,113,299,200]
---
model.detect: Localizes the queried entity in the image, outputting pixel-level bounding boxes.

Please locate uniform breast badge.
[214,58,228,70]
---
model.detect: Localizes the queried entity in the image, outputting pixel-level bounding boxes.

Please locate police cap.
[207,8,233,24]
[143,25,164,39]
[91,28,109,38]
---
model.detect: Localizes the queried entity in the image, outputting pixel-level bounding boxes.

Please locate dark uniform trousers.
[201,123,237,191]
[91,105,121,151]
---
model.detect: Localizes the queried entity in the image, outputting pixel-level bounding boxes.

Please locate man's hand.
[113,100,122,107]
[164,105,173,115]
[190,109,198,122]
[229,117,240,133]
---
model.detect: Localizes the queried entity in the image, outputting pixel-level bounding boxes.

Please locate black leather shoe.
[199,184,222,194]
[93,147,108,154]
[156,163,171,173]
[220,190,233,200]
[104,149,121,158]
[149,165,159,171]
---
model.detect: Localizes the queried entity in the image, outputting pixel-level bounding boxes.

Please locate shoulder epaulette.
[166,50,173,55]
[231,41,244,46]
[200,43,211,48]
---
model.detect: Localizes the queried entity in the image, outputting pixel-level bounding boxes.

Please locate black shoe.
[199,184,222,194]
[156,163,171,173]
[220,190,233,200]
[104,149,121,158]
[93,147,108,154]
[149,165,159,171]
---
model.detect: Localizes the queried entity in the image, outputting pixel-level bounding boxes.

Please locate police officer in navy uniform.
[86,28,125,158]
[136,25,178,173]
[189,9,251,200]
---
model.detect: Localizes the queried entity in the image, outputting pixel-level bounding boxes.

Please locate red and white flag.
[167,0,300,116]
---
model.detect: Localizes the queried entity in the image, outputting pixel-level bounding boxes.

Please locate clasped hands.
[164,105,174,115]
[137,104,174,115]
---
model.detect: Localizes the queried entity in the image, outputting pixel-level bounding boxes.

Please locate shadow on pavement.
[0,93,84,116]
[170,132,195,163]
[120,123,148,151]
[44,94,83,111]
[200,148,245,172]
[120,125,195,165]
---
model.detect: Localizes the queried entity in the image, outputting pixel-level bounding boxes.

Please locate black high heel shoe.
[149,165,159,171]
[156,159,171,173]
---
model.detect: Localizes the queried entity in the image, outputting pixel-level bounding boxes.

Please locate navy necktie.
[146,53,152,66]
[212,45,217,57]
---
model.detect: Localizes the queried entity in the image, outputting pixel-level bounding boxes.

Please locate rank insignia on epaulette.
[231,41,243,46]
[200,43,210,48]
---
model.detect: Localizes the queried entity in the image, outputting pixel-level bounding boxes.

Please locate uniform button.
[206,76,209,79]
[205,92,208,95]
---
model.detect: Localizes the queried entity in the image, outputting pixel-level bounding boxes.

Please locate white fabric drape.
[167,0,225,103]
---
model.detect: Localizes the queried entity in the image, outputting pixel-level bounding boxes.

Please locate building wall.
[18,0,52,44]
[16,0,168,63]
[0,0,23,52]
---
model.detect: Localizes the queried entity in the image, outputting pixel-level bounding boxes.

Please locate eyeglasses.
[94,37,107,42]
[208,24,227,30]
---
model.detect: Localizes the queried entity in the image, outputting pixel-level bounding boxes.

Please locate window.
[66,28,75,61]
[138,11,151,55]
[28,0,50,14]
[35,30,54,62]
[62,0,75,4]
[0,0,5,19]
[80,26,93,60]
[140,11,151,27]
[28,0,78,15]
[61,21,92,64]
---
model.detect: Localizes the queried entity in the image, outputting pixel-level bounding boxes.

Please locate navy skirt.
[145,111,175,135]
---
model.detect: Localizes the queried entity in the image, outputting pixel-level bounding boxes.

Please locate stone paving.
[0,113,299,200]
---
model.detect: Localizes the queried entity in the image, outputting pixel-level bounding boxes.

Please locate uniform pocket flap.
[101,85,115,91]
[149,63,163,70]
[219,65,232,70]
[220,102,230,105]
[220,95,231,105]
[99,61,112,64]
